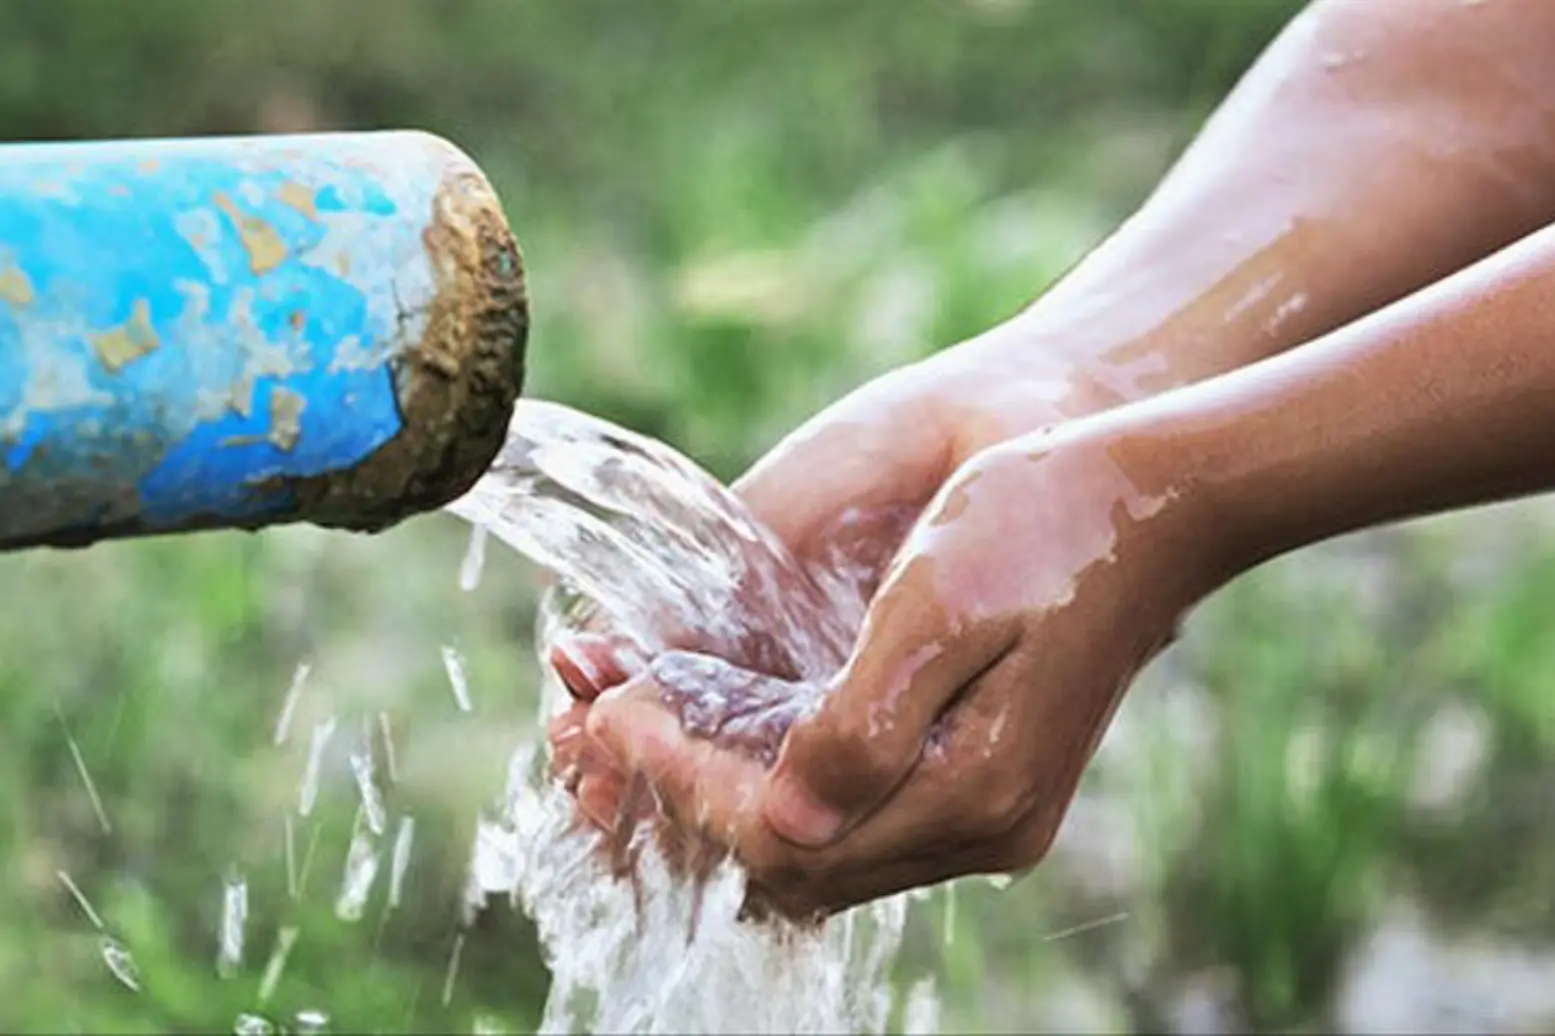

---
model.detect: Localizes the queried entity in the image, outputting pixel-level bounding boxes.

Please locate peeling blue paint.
[0,131,465,547]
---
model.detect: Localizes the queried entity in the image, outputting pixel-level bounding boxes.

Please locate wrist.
[945,258,1309,424]
[999,400,1254,607]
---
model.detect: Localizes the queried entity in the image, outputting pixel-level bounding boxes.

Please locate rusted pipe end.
[288,136,530,532]
[0,130,529,550]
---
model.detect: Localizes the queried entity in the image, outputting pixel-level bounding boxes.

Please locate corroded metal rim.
[285,141,530,533]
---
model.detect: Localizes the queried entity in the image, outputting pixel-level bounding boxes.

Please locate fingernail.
[551,640,613,701]
[764,772,844,846]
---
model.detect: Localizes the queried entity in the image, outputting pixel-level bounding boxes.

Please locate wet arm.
[1101,215,1555,586]
[957,0,1555,409]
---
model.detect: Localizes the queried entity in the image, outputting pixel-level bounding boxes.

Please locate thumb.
[760,555,1020,847]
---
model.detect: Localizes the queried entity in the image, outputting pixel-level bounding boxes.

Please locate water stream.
[446,399,929,1034]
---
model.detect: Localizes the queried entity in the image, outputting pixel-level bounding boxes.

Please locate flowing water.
[445,399,930,1034]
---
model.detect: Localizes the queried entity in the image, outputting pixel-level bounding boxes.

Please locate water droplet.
[273,661,312,746]
[389,815,416,910]
[349,736,386,836]
[283,816,298,901]
[60,707,111,834]
[100,935,140,991]
[333,812,380,923]
[442,644,474,712]
[293,1008,330,1034]
[442,932,466,1007]
[217,869,248,978]
[233,1013,275,1035]
[377,712,399,785]
[984,873,1014,891]
[297,716,338,817]
[460,524,489,592]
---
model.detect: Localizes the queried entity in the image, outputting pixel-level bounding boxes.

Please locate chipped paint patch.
[213,191,287,275]
[276,181,319,222]
[268,386,306,451]
[90,298,160,372]
[0,266,34,306]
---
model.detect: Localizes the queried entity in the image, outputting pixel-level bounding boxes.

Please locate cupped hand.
[544,326,1106,823]
[582,412,1224,919]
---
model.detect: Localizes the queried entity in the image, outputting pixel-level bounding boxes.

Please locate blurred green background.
[4,1,1555,1032]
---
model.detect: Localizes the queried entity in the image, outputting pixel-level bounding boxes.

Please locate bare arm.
[682,220,1555,913]
[963,0,1555,409]
[1114,215,1555,583]
[550,0,1555,915]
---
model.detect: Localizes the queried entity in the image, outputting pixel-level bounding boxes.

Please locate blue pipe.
[0,130,528,551]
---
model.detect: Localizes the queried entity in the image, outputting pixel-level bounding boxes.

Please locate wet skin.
[548,0,1555,920]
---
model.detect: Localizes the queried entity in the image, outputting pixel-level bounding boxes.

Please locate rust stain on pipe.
[283,150,529,529]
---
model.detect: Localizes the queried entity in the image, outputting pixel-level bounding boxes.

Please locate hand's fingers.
[576,772,629,830]
[751,823,1035,921]
[546,703,593,780]
[549,632,640,701]
[747,653,1057,918]
[761,548,1021,848]
[587,680,767,844]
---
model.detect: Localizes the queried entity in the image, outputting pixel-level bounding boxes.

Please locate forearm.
[1111,217,1555,584]
[962,0,1555,410]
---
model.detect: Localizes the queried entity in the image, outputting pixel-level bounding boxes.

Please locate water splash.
[57,870,105,930]
[447,400,923,1034]
[902,977,942,1035]
[334,808,381,923]
[442,932,467,1008]
[273,662,312,746]
[233,1013,276,1035]
[442,645,474,713]
[59,706,112,834]
[58,871,144,993]
[377,712,400,786]
[389,815,416,911]
[298,716,338,818]
[218,868,248,978]
[460,525,489,592]
[294,1008,331,1033]
[100,935,141,991]
[350,729,387,836]
[283,816,299,901]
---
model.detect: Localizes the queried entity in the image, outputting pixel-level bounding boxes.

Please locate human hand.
[581,413,1223,919]
[543,322,1121,841]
